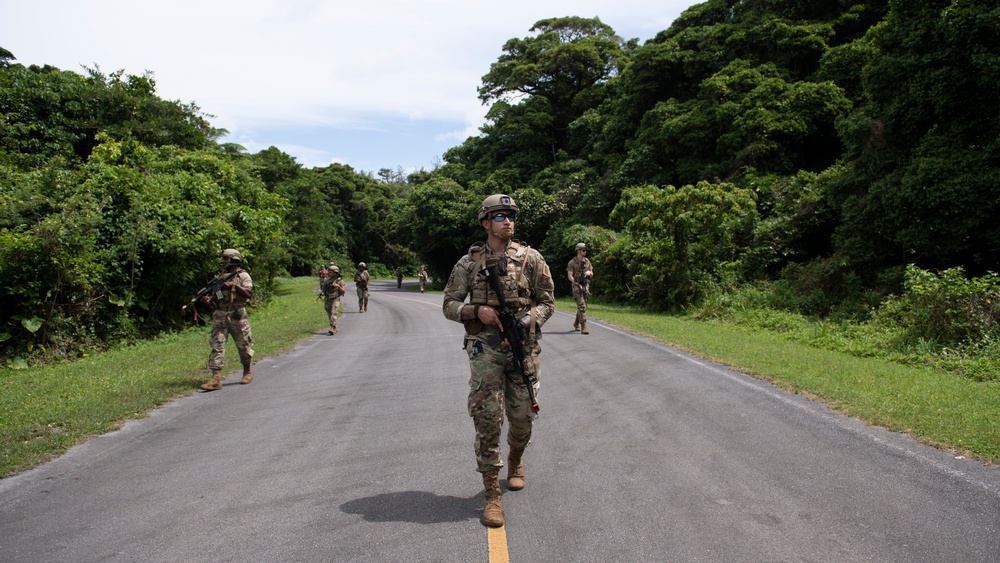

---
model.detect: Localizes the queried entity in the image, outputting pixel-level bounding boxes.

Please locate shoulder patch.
[468,241,486,260]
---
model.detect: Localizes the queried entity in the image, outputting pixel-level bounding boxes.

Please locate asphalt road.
[1,279,999,562]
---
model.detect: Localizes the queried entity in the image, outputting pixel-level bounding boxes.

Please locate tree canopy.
[5,0,998,364]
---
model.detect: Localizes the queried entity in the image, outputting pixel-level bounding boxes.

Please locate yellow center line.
[488,525,510,562]
[378,289,509,560]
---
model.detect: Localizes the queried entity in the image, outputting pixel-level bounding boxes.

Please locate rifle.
[318,278,345,301]
[482,261,540,414]
[182,270,240,312]
[577,260,591,298]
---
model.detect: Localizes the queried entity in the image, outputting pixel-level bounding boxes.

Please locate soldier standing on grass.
[200,248,254,391]
[442,194,555,527]
[566,242,593,334]
[322,265,346,335]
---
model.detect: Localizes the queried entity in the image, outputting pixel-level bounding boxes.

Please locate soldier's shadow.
[340,490,480,524]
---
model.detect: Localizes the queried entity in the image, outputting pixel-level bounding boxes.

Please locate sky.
[2,0,699,173]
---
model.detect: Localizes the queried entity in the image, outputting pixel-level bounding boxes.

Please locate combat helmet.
[358,262,367,270]
[575,242,587,252]
[330,265,340,275]
[478,194,518,222]
[222,248,242,262]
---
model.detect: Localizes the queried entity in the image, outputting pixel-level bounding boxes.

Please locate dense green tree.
[831,0,1000,276]
[479,16,633,136]
[269,162,396,276]
[622,60,850,188]
[338,164,396,265]
[552,2,884,258]
[446,17,633,186]
[0,136,286,362]
[0,56,221,170]
[603,181,758,308]
[394,177,481,283]
[742,167,841,278]
[0,47,14,67]
[252,146,301,190]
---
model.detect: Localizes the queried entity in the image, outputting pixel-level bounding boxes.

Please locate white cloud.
[1,0,697,170]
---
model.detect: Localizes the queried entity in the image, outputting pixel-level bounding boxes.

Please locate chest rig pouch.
[463,241,533,335]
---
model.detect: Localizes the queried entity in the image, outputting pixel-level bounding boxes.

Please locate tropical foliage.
[3,0,1000,377]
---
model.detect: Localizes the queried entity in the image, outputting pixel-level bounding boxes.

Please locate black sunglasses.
[491,212,517,222]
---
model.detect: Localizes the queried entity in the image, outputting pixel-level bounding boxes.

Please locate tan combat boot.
[200,370,222,391]
[581,321,589,334]
[573,318,580,331]
[241,365,252,385]
[507,448,526,491]
[482,470,504,527]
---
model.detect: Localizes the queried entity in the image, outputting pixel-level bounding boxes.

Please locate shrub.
[874,265,1000,347]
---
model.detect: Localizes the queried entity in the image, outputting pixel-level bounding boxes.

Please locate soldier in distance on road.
[566,242,594,334]
[321,265,346,335]
[418,265,428,293]
[354,262,370,312]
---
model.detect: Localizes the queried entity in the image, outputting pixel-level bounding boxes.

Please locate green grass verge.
[0,277,327,477]
[559,299,1000,464]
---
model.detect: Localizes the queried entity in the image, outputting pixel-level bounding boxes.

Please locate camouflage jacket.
[442,240,554,338]
[322,277,346,298]
[213,269,253,309]
[567,256,593,284]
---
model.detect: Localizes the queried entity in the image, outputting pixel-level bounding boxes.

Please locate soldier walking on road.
[566,242,594,334]
[354,262,370,312]
[418,265,428,293]
[322,265,346,334]
[396,266,403,288]
[200,248,254,391]
[442,194,555,528]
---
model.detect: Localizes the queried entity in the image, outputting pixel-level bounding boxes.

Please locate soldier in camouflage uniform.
[418,266,428,293]
[200,248,254,391]
[443,194,555,527]
[566,242,594,334]
[322,265,346,335]
[354,262,370,312]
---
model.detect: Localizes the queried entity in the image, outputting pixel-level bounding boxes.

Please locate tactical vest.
[217,269,250,309]
[569,257,583,284]
[466,241,534,311]
[323,278,344,298]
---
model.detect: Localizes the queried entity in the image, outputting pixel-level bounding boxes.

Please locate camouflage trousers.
[572,285,589,326]
[324,296,342,328]
[357,287,369,310]
[208,308,254,370]
[465,336,541,473]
